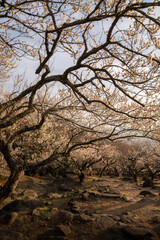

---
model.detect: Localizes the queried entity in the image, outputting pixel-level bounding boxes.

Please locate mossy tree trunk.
[0,169,24,203]
[0,140,24,204]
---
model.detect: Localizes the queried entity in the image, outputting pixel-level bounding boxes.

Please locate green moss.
[36,206,51,220]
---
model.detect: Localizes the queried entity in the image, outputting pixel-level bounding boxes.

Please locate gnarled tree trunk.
[0,170,24,204]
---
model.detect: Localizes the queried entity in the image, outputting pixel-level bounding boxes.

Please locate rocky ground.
[0,175,160,240]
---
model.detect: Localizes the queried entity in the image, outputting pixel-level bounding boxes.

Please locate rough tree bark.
[0,169,24,203]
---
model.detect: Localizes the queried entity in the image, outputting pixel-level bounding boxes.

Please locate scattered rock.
[84,209,96,215]
[1,175,160,240]
[32,206,51,220]
[37,229,69,240]
[94,214,116,231]
[74,213,94,222]
[95,225,159,240]
[126,225,159,240]
[87,189,101,197]
[83,189,120,199]
[96,184,112,192]
[68,200,81,213]
[102,186,113,193]
[59,184,72,192]
[21,189,38,199]
[70,205,80,213]
[1,199,45,212]
[0,230,28,240]
[119,214,135,224]
[139,190,156,197]
[54,224,71,236]
[47,193,63,199]
[49,210,73,225]
[19,175,36,186]
[102,193,121,199]
[51,207,59,215]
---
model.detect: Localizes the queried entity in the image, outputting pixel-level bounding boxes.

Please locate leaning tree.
[0,0,160,203]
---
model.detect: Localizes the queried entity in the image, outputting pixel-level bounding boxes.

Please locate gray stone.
[37,229,69,240]
[32,207,50,219]
[94,214,116,231]
[86,189,120,199]
[139,190,156,196]
[49,210,73,225]
[70,203,81,213]
[94,225,159,240]
[21,189,38,199]
[69,200,81,213]
[54,224,71,236]
[119,214,134,224]
[0,230,28,240]
[74,213,94,222]
[1,199,45,212]
[59,184,72,191]
[47,193,63,199]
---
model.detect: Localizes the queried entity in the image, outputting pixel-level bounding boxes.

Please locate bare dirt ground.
[0,175,160,240]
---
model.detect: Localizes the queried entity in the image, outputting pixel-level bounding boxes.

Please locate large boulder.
[54,224,71,236]
[48,210,73,226]
[95,225,159,240]
[73,213,95,222]
[68,200,81,213]
[0,230,28,240]
[37,228,69,240]
[1,199,45,212]
[139,190,156,197]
